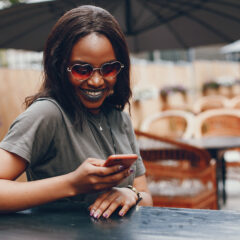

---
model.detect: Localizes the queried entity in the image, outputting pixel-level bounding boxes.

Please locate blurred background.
[0,0,240,210]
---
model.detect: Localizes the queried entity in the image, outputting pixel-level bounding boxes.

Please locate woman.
[0,5,152,218]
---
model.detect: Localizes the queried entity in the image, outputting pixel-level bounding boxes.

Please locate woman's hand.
[68,158,133,195]
[88,187,138,219]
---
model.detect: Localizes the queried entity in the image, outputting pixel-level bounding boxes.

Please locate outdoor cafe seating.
[192,95,230,114]
[228,95,240,109]
[193,108,240,195]
[193,108,240,139]
[140,109,195,139]
[135,105,240,209]
[135,130,218,209]
[159,86,189,111]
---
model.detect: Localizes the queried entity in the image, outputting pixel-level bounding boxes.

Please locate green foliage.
[0,0,20,5]
[9,0,20,4]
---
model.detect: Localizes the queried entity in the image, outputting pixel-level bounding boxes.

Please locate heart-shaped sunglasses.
[67,61,124,82]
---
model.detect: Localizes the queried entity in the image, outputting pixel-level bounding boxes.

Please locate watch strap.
[127,185,142,205]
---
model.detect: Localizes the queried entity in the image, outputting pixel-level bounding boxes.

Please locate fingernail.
[119,211,124,216]
[119,165,124,171]
[103,213,108,218]
[128,169,134,174]
[90,210,95,216]
[94,212,99,219]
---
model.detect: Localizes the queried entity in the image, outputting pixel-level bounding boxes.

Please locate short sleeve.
[0,100,62,164]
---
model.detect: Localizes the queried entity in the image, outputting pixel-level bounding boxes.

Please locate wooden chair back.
[135,130,218,209]
[160,87,188,111]
[229,96,240,109]
[193,109,240,188]
[140,110,195,139]
[192,95,230,114]
[194,108,240,138]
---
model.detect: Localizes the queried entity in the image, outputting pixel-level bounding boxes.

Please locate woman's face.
[68,33,117,114]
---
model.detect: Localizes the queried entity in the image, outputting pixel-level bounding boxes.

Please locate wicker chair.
[229,96,240,109]
[140,110,195,139]
[192,95,230,114]
[194,108,240,139]
[193,108,240,202]
[135,130,218,209]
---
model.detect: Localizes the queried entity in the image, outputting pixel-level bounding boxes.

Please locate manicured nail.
[94,212,99,219]
[119,211,124,216]
[90,209,95,216]
[119,165,124,171]
[103,213,108,218]
[128,169,134,174]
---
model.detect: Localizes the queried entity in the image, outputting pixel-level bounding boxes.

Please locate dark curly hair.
[25,5,131,126]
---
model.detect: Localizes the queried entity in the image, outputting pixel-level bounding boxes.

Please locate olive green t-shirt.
[0,98,145,204]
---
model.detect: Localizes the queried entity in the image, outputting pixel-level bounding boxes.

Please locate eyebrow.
[70,60,88,65]
[69,59,117,66]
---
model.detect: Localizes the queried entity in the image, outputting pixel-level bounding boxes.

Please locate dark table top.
[1,201,240,240]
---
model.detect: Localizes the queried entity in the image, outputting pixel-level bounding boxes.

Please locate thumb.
[87,158,106,167]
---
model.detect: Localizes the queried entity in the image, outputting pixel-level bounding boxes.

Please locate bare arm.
[0,149,131,213]
[88,174,153,219]
[133,174,153,206]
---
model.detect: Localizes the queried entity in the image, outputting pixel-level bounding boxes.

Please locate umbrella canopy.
[0,0,240,53]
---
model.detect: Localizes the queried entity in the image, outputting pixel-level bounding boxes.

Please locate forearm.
[0,173,75,213]
[0,157,132,213]
[133,174,153,207]
[138,191,153,206]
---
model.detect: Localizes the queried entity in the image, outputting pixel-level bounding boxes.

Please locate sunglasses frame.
[67,60,124,82]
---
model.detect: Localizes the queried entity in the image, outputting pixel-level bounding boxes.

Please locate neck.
[87,106,104,115]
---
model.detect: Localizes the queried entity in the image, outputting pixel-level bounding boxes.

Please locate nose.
[87,70,104,88]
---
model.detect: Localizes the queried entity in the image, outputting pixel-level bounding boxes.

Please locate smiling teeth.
[85,90,103,96]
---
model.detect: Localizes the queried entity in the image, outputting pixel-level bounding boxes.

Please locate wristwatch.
[127,185,143,205]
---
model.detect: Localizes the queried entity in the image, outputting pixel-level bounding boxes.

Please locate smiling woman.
[67,33,119,114]
[0,5,152,217]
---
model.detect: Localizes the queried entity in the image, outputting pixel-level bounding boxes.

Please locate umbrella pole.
[187,49,197,104]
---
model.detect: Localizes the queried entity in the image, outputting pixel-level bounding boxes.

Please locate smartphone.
[104,154,138,168]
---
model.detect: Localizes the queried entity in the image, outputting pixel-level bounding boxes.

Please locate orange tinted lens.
[101,62,121,78]
[72,64,92,80]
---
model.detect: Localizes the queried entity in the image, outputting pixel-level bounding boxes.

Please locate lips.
[79,88,106,102]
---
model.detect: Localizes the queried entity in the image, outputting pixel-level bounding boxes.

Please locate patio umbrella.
[0,0,240,53]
